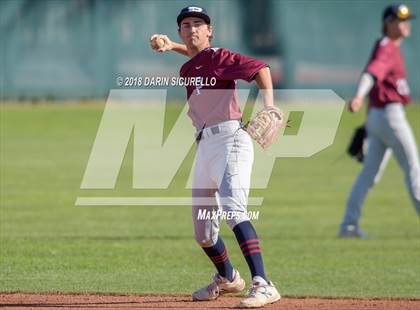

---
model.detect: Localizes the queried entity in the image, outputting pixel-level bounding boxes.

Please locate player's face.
[178,17,212,49]
[386,19,411,38]
[398,20,411,37]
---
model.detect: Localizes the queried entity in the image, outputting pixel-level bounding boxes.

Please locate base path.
[1,293,419,310]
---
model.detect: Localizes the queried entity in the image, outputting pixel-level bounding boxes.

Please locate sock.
[202,236,234,281]
[233,221,267,281]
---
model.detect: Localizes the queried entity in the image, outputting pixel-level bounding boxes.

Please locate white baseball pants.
[191,120,254,247]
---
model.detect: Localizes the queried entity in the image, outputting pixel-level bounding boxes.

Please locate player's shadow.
[0,298,237,308]
[9,235,192,241]
[0,301,139,308]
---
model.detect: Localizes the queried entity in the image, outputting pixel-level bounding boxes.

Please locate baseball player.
[150,6,281,308]
[339,3,419,238]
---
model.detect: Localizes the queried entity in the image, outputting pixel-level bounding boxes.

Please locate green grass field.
[1,102,419,298]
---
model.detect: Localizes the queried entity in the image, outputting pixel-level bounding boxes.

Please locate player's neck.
[386,34,403,46]
[391,37,403,46]
[187,43,211,58]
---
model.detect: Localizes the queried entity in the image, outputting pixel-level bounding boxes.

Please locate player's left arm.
[254,67,274,109]
[246,66,283,148]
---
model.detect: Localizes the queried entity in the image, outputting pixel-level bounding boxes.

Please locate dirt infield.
[1,293,420,310]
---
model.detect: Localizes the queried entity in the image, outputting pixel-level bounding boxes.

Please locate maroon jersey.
[366,37,411,108]
[180,47,267,130]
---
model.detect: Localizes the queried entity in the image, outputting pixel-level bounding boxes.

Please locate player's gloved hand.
[347,125,366,162]
[348,96,363,113]
[150,34,173,52]
[245,106,284,149]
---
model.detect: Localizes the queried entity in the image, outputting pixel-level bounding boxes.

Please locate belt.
[195,120,241,142]
[371,102,403,109]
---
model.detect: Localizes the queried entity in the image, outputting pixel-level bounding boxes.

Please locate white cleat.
[239,276,281,308]
[192,269,246,301]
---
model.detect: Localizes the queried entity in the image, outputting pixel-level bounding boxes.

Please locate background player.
[339,3,419,238]
[151,6,281,308]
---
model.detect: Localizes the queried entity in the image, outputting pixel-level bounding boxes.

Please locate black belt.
[195,125,221,142]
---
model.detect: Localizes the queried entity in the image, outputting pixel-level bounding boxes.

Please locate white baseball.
[155,37,165,48]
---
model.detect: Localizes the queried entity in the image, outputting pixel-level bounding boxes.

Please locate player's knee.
[195,235,216,247]
[359,169,377,188]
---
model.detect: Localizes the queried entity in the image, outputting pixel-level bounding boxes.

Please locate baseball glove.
[347,125,366,162]
[246,106,284,149]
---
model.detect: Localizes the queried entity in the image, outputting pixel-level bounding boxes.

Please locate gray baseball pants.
[341,103,420,228]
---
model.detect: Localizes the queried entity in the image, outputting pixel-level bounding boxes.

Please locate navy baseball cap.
[383,4,416,21]
[177,6,211,26]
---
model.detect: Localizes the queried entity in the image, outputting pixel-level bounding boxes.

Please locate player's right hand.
[150,34,173,52]
[348,97,363,113]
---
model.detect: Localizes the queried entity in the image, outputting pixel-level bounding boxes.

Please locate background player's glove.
[347,125,366,162]
[246,106,284,149]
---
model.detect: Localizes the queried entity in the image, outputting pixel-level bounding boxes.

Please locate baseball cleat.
[338,225,366,239]
[192,269,246,301]
[239,276,281,308]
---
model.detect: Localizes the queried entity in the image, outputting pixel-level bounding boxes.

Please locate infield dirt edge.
[1,292,420,310]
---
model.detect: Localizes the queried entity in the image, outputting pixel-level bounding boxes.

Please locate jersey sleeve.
[212,48,268,82]
[365,39,393,81]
